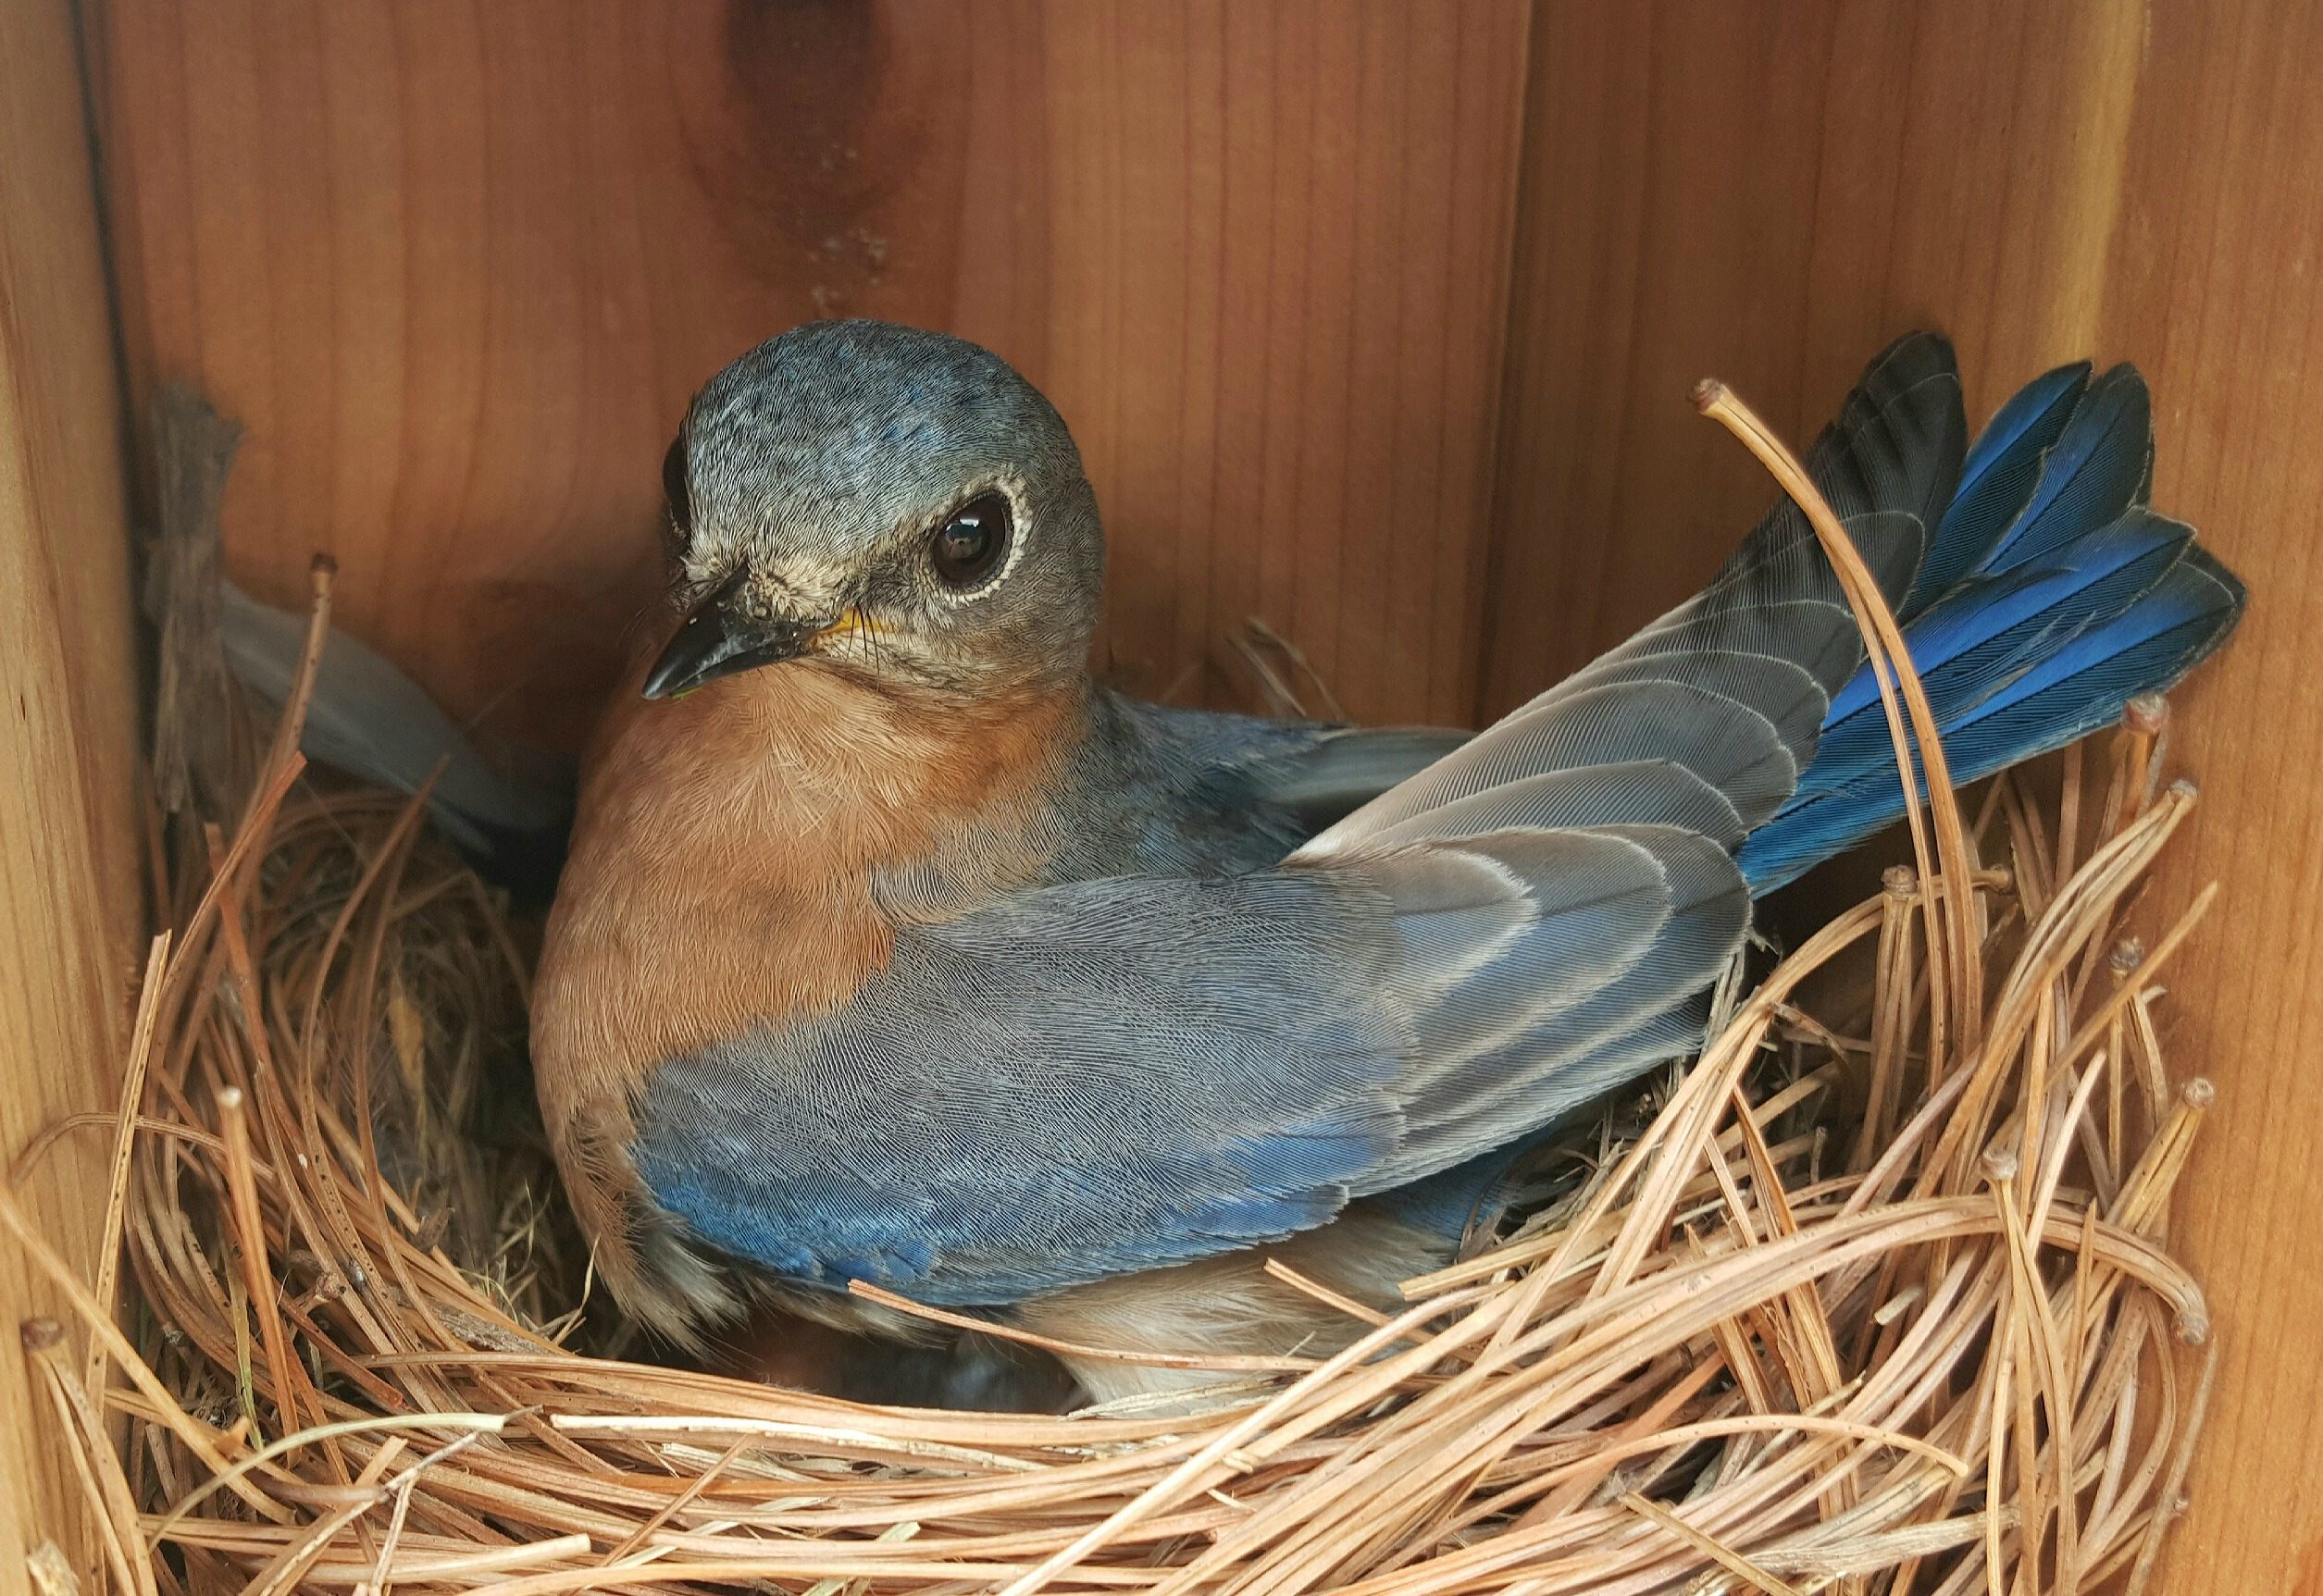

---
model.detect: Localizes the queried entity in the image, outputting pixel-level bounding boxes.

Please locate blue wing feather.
[634,870,1411,1304]
[633,832,1743,1304]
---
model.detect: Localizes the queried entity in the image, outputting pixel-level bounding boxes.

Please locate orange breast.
[530,650,1084,1300]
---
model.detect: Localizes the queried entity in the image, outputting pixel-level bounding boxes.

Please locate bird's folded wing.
[627,823,1745,1306]
[1236,725,1473,829]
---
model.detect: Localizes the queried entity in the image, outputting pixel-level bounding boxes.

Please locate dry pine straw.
[4,389,2224,1596]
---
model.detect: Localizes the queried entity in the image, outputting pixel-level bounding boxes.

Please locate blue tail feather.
[1798,510,2197,796]
[1940,551,2243,742]
[1983,365,2154,576]
[1905,361,2091,614]
[1739,359,2242,895]
[1741,555,2242,892]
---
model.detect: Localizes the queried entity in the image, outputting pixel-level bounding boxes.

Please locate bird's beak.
[641,571,837,700]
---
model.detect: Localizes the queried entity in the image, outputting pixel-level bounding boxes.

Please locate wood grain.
[93,0,1532,745]
[2097,4,2323,1590]
[1483,0,2146,715]
[50,0,2323,1588]
[1489,3,2323,1589]
[0,0,144,1581]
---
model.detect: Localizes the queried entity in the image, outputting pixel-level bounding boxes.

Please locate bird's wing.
[1237,726,1475,830]
[1117,698,1470,834]
[627,821,1745,1307]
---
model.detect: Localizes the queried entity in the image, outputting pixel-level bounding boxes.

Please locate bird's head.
[642,320,1104,702]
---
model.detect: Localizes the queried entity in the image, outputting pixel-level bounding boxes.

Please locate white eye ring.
[927,479,1028,605]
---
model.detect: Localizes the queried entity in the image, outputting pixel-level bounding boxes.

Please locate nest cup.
[4,385,2221,1596]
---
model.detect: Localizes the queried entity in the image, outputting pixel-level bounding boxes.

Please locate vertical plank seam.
[1469,0,1550,730]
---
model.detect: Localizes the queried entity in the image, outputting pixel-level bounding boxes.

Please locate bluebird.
[493,322,2241,1405]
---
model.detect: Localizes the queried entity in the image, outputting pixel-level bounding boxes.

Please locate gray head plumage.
[648,320,1104,699]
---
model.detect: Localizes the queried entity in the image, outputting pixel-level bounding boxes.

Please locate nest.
[5,386,2222,1596]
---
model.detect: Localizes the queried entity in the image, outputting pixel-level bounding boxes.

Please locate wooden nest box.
[3,5,2320,1592]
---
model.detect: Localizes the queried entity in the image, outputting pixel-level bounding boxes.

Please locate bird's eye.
[929,491,1012,588]
[662,434,693,543]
